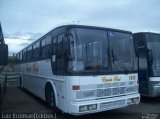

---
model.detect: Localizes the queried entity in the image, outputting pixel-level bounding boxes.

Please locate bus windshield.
[108,31,135,72]
[68,28,136,73]
[146,34,160,67]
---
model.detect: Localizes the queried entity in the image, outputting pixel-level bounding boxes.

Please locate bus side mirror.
[147,49,153,65]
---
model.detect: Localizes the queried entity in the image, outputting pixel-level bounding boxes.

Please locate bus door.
[138,49,149,95]
[51,33,68,112]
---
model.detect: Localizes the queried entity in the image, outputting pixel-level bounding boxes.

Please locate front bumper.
[67,93,140,115]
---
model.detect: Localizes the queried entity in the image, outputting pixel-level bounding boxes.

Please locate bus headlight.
[79,104,97,112]
[132,97,139,103]
[76,90,96,99]
[79,105,88,112]
[127,97,139,105]
[88,104,97,110]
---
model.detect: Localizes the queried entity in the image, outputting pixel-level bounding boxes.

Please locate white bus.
[16,25,140,115]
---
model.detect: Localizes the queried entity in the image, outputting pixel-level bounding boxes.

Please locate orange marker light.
[72,85,80,90]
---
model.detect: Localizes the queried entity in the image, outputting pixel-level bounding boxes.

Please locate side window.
[22,49,27,62]
[33,42,40,60]
[51,37,57,73]
[19,52,22,63]
[41,38,45,58]
[41,36,52,58]
[57,34,63,58]
[26,46,32,61]
[52,38,57,55]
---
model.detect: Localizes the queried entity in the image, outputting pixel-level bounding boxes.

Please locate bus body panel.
[16,59,68,113]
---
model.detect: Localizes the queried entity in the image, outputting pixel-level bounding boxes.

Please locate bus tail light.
[72,85,80,90]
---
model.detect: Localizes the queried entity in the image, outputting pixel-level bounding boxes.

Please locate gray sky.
[0,0,160,55]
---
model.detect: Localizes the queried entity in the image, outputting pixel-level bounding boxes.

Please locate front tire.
[45,84,58,112]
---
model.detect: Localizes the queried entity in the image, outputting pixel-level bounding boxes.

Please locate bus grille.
[100,100,125,109]
[97,89,112,97]
[96,85,137,97]
[79,81,138,98]
[126,86,138,94]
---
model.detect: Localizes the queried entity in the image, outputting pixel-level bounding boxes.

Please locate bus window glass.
[56,34,66,73]
[33,42,40,59]
[19,52,22,62]
[109,32,135,71]
[26,46,32,61]
[52,38,57,55]
[146,34,160,67]
[22,49,27,62]
[69,28,109,73]
[41,36,52,58]
[51,37,57,72]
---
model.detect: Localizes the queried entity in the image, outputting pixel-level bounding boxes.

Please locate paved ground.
[1,86,160,119]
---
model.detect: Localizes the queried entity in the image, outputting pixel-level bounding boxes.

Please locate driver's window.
[56,33,68,74]
[69,35,75,60]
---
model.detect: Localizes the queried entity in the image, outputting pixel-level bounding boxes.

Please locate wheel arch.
[45,80,58,106]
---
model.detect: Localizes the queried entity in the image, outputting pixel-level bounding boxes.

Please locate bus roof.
[16,24,132,54]
[133,32,160,35]
[37,24,133,41]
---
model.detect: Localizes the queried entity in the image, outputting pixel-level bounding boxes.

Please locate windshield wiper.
[112,49,129,73]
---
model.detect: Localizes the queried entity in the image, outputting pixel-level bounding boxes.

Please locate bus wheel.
[45,84,57,112]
